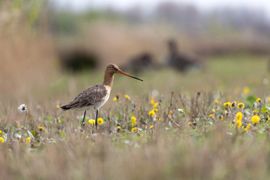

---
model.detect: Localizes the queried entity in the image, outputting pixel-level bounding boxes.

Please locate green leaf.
[261,106,269,114]
[246,95,256,107]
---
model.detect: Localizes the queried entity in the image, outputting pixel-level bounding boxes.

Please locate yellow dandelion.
[152,102,159,109]
[256,98,262,104]
[253,110,259,115]
[124,94,131,101]
[243,86,250,95]
[97,117,104,125]
[243,123,251,132]
[235,112,243,122]
[214,99,220,105]
[148,110,156,117]
[88,119,96,125]
[223,102,232,109]
[231,101,237,108]
[0,137,5,143]
[38,125,46,132]
[131,115,137,127]
[116,125,121,132]
[251,115,260,125]
[208,113,215,119]
[25,137,31,144]
[235,112,243,129]
[150,98,156,105]
[236,120,242,129]
[113,95,119,102]
[131,127,138,133]
[237,102,245,109]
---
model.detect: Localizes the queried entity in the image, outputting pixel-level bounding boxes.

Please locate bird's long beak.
[117,69,143,81]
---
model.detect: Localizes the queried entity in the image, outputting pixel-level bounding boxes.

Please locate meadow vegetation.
[1,54,270,179]
[1,1,270,179]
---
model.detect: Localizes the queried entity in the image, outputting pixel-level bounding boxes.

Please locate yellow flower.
[0,137,5,143]
[0,130,2,136]
[148,110,156,117]
[25,137,31,144]
[116,125,121,132]
[131,127,138,133]
[97,117,104,125]
[152,102,159,109]
[38,125,46,132]
[124,94,131,101]
[235,112,243,129]
[237,102,245,109]
[231,101,237,108]
[256,98,262,104]
[251,115,260,125]
[235,112,243,122]
[223,102,232,109]
[150,98,156,105]
[243,123,251,132]
[253,110,259,115]
[113,95,119,102]
[243,86,250,95]
[149,125,154,129]
[208,113,215,119]
[88,119,96,125]
[131,115,137,127]
[214,99,220,105]
[236,120,242,129]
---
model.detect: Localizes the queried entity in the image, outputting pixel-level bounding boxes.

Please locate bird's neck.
[103,72,114,87]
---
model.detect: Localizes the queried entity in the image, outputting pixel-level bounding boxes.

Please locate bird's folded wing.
[67,85,107,109]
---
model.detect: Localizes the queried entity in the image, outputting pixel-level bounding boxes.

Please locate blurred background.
[1,0,270,104]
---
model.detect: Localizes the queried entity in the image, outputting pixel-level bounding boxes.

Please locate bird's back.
[61,84,108,110]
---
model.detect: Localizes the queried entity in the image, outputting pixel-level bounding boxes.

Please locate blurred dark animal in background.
[121,52,156,74]
[58,48,100,73]
[167,39,201,73]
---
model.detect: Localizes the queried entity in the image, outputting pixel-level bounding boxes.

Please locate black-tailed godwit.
[61,64,143,128]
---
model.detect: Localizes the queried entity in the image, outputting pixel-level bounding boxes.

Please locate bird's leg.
[81,110,87,127]
[95,109,99,129]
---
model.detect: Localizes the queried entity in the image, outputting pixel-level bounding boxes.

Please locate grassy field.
[1,55,270,179]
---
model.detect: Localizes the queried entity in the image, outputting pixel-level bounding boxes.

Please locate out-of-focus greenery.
[8,0,45,27]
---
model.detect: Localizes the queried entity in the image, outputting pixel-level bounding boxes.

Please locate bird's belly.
[94,92,110,110]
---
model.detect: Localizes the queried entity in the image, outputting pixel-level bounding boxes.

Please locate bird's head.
[106,64,143,81]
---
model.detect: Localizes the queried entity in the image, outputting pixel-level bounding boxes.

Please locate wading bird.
[61,64,143,128]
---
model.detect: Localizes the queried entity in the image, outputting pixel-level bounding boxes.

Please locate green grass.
[1,55,270,179]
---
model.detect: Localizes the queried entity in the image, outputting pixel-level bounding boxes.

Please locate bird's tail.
[61,104,71,111]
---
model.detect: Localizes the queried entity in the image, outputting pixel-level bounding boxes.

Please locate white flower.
[177,108,184,113]
[14,133,22,139]
[18,104,28,113]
